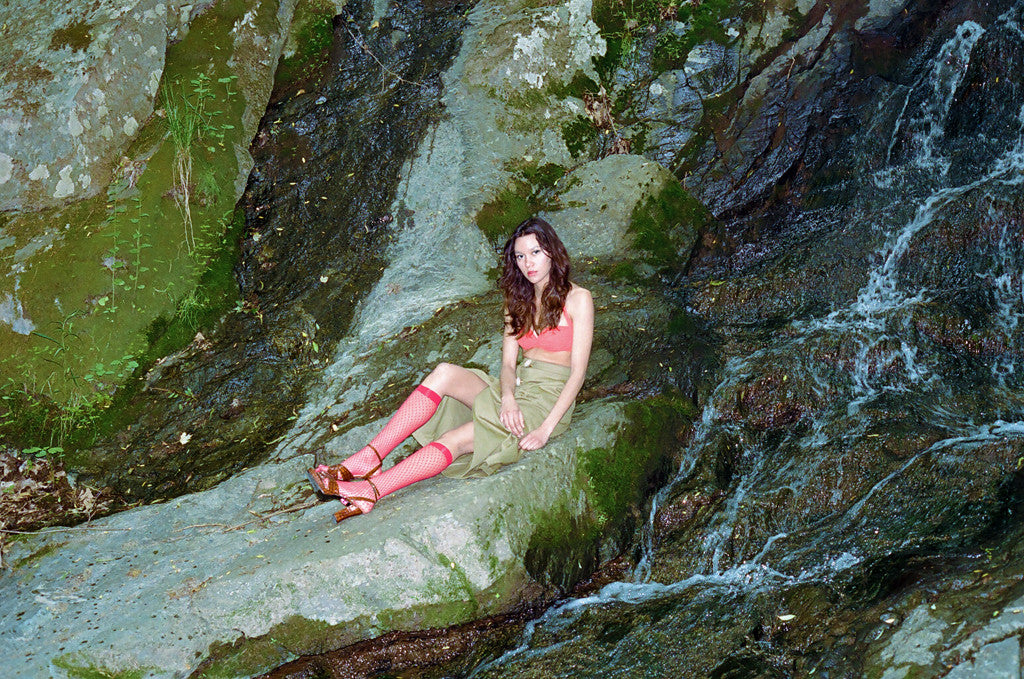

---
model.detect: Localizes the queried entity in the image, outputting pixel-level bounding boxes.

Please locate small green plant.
[125,195,152,299]
[161,73,236,257]
[23,445,64,459]
[31,311,84,365]
[128,227,151,297]
[177,288,208,330]
[162,74,217,254]
[196,168,221,205]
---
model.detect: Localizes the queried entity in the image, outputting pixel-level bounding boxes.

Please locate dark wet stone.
[80,0,472,503]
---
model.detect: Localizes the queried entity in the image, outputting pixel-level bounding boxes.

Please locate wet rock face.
[0,0,214,210]
[82,0,472,502]
[240,0,468,330]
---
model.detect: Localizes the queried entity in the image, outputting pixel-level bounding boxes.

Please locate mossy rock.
[541,154,708,266]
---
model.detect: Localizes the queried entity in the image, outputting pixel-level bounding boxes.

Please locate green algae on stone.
[474,163,569,245]
[274,0,337,90]
[0,0,286,458]
[561,114,601,158]
[628,179,710,270]
[192,572,529,679]
[9,538,68,569]
[49,20,94,52]
[52,654,153,679]
[526,394,696,590]
[583,394,695,527]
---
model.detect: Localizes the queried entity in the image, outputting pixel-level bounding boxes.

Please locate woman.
[307,217,594,522]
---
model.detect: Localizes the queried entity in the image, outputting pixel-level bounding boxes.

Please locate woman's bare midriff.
[524,347,571,367]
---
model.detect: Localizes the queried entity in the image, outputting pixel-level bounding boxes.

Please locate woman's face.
[514,233,552,290]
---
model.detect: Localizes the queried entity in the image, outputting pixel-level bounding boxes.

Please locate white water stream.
[465,6,1024,675]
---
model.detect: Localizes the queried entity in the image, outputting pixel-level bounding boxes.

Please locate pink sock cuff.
[432,442,453,464]
[416,384,442,405]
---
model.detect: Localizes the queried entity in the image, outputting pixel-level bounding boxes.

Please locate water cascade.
[457,4,1024,676]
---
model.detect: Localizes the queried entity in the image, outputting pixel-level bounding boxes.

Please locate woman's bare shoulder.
[566,285,593,311]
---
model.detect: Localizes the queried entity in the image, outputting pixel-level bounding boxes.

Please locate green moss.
[629,179,712,270]
[90,208,244,441]
[547,72,600,101]
[562,114,600,159]
[526,394,697,590]
[781,6,808,43]
[525,507,602,590]
[475,180,536,245]
[52,654,153,679]
[629,123,650,154]
[431,553,479,603]
[11,540,68,569]
[50,20,93,51]
[274,1,336,87]
[582,395,695,526]
[519,162,567,189]
[475,162,568,244]
[1,0,261,455]
[193,569,528,679]
[194,615,344,678]
[505,87,550,111]
[608,261,639,281]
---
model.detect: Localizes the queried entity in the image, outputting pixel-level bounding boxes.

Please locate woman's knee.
[423,362,456,389]
[438,422,473,458]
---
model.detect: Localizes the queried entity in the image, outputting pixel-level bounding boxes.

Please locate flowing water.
[459,4,1024,676]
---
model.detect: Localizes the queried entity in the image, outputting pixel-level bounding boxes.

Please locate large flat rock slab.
[1,401,626,678]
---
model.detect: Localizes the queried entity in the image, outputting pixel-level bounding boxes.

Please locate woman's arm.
[518,287,594,450]
[498,316,526,436]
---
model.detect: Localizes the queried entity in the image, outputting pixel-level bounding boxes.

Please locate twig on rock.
[342,19,426,89]
[175,498,320,534]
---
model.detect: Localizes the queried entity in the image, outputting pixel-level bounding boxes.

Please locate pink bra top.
[517,310,573,353]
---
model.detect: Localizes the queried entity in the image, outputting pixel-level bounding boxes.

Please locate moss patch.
[49,20,93,52]
[629,179,712,270]
[273,0,337,90]
[562,114,600,158]
[52,654,153,679]
[192,569,528,679]
[0,0,267,461]
[526,394,697,590]
[10,539,68,569]
[474,162,569,244]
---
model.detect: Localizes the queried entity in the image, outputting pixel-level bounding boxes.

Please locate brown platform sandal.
[333,478,380,522]
[306,445,385,497]
[359,444,384,479]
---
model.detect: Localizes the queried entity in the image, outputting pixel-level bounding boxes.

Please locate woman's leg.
[326,363,486,477]
[331,421,474,517]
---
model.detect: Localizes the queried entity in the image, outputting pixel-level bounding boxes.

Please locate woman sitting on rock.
[307,217,594,522]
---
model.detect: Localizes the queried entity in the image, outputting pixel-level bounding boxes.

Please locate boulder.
[541,153,687,261]
[0,0,215,210]
[0,1,708,676]
[0,400,635,678]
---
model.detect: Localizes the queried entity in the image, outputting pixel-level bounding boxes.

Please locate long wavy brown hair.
[499,217,572,339]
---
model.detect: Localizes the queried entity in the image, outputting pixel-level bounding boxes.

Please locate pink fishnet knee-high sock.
[338,384,441,476]
[337,442,453,513]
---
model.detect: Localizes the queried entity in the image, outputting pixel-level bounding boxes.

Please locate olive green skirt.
[411,359,574,478]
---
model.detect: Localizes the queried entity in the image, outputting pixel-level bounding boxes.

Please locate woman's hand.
[500,395,525,437]
[518,428,550,451]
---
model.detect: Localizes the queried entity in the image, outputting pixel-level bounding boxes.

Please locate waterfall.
[463,4,1024,675]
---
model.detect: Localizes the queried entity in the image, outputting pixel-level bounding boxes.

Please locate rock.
[0,1,712,676]
[541,154,690,261]
[0,0,215,211]
[0,400,651,678]
[0,0,298,416]
[944,637,1022,679]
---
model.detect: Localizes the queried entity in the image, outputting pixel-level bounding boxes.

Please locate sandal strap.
[362,444,384,479]
[338,478,380,506]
